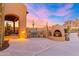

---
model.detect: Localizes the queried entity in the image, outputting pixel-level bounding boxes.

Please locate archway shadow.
[0,40,9,51]
[53,30,62,37]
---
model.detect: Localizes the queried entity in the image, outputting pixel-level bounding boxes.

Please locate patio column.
[13,21,15,33]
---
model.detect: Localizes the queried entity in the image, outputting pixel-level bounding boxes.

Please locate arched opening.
[5,14,19,36]
[53,30,62,37]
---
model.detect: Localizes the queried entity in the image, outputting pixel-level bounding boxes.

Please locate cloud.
[26,4,51,27]
[26,3,74,27]
[51,3,73,16]
[35,7,50,18]
[27,13,48,28]
[31,3,73,17]
[26,4,50,18]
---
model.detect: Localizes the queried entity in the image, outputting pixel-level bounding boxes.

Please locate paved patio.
[0,33,79,56]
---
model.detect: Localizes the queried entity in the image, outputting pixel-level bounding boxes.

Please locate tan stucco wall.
[4,3,27,39]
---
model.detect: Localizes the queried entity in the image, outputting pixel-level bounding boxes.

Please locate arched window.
[53,30,62,37]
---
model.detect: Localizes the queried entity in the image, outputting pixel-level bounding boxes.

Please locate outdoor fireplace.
[53,30,62,37]
[49,25,66,41]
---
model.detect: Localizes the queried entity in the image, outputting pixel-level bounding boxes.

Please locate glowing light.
[22,30,26,34]
[19,30,26,41]
[4,36,11,40]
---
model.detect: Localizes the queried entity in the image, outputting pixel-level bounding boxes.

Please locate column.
[13,21,15,33]
[0,3,4,48]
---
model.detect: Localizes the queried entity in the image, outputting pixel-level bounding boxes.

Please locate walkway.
[0,33,79,56]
